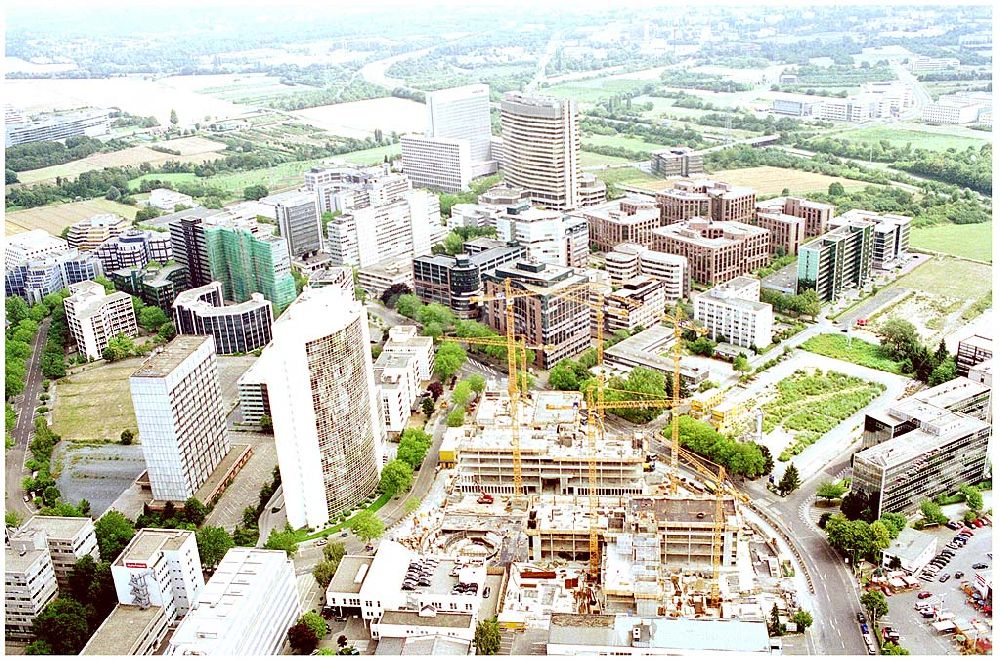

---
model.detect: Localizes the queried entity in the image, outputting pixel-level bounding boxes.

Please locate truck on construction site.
[477,492,494,504]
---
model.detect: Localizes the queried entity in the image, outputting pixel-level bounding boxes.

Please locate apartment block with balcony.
[375,352,421,434]
[756,197,834,239]
[796,218,875,301]
[749,210,804,256]
[6,246,103,305]
[601,276,666,336]
[650,218,769,287]
[656,179,756,226]
[10,516,99,589]
[64,280,139,360]
[383,325,434,382]
[5,533,58,640]
[693,276,773,349]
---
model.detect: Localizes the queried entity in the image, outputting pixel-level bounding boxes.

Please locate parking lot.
[54,443,146,515]
[883,522,992,655]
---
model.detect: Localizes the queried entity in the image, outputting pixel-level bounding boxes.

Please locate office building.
[6,246,102,304]
[650,218,769,287]
[383,326,435,381]
[656,180,756,225]
[5,229,68,264]
[578,173,607,208]
[425,84,493,165]
[110,262,188,311]
[500,93,581,211]
[832,210,911,270]
[376,351,421,433]
[110,528,204,617]
[756,197,834,238]
[306,165,409,215]
[308,265,354,292]
[600,276,667,335]
[750,210,804,256]
[496,204,589,268]
[262,190,323,259]
[5,533,58,640]
[546,614,771,656]
[172,282,274,354]
[480,259,590,368]
[604,244,689,300]
[169,211,297,313]
[9,516,99,589]
[168,548,300,656]
[650,147,705,178]
[66,214,130,251]
[259,287,384,529]
[357,256,416,298]
[401,134,473,193]
[81,604,172,656]
[63,280,139,360]
[908,56,961,72]
[448,203,503,230]
[581,197,660,252]
[603,325,710,388]
[326,190,445,268]
[479,182,532,209]
[145,188,195,212]
[922,98,987,124]
[796,217,875,301]
[412,239,525,318]
[693,276,773,349]
[881,528,937,576]
[957,334,992,377]
[852,407,990,518]
[96,229,173,272]
[5,108,109,147]
[771,93,825,117]
[130,336,230,502]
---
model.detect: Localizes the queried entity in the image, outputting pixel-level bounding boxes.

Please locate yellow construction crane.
[461,278,557,497]
[662,304,708,495]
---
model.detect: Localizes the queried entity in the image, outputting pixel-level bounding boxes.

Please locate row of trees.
[760,288,821,318]
[6,135,129,172]
[433,225,499,256]
[876,318,957,385]
[674,415,771,479]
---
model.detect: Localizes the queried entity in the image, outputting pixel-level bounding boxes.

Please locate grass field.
[336,142,402,165]
[6,199,140,236]
[580,150,633,167]
[543,77,653,103]
[582,133,674,154]
[909,222,993,263]
[837,125,991,152]
[707,165,872,196]
[800,334,904,374]
[292,97,425,139]
[595,166,662,188]
[52,359,141,442]
[892,256,992,300]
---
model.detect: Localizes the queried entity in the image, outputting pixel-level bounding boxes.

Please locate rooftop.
[485,259,586,292]
[629,495,738,524]
[116,528,193,566]
[80,604,166,656]
[375,635,471,656]
[328,556,373,595]
[4,545,49,573]
[912,377,991,411]
[960,334,992,351]
[379,610,474,629]
[885,528,937,565]
[132,335,211,379]
[547,614,772,653]
[854,414,990,469]
[17,515,93,539]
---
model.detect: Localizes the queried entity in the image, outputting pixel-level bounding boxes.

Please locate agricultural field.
[335,142,402,165]
[14,136,229,185]
[836,124,990,152]
[52,359,141,442]
[160,73,319,105]
[292,97,426,138]
[6,198,139,236]
[4,76,249,126]
[909,222,993,263]
[800,334,904,374]
[761,368,885,461]
[705,165,872,196]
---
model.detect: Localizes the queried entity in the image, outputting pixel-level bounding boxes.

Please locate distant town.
[3,2,993,657]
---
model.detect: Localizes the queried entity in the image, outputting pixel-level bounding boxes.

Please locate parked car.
[960,528,974,536]
[921,610,936,619]
[857,612,866,623]
[973,563,988,570]
[917,591,932,599]
[938,574,951,582]
[973,519,985,528]
[316,539,327,546]
[946,521,962,530]
[955,571,965,579]
[861,623,869,634]
[483,586,491,598]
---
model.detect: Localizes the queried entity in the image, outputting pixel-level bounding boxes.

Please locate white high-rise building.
[130,336,230,502]
[63,280,139,360]
[10,516,99,589]
[262,190,323,259]
[5,229,68,264]
[110,528,205,618]
[383,325,434,381]
[167,548,300,656]
[261,287,385,529]
[500,93,581,211]
[426,84,493,164]
[5,532,58,640]
[401,135,473,193]
[496,205,589,268]
[693,276,773,350]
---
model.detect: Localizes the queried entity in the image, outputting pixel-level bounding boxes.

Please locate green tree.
[244,184,269,201]
[138,305,169,332]
[452,380,473,407]
[791,609,813,631]
[816,481,848,502]
[825,514,875,565]
[395,294,423,319]
[264,525,299,557]
[183,497,208,525]
[379,459,414,496]
[960,484,984,512]
[878,512,908,539]
[474,617,501,655]
[441,232,465,255]
[120,429,134,445]
[447,408,465,427]
[876,318,920,361]
[881,642,910,655]
[418,302,456,327]
[349,510,384,544]
[778,463,801,496]
[102,334,137,362]
[6,510,22,527]
[24,640,53,655]
[919,499,948,525]
[548,361,580,390]
[6,296,30,325]
[828,181,845,196]
[434,342,467,381]
[767,603,785,636]
[928,356,956,386]
[733,353,751,372]
[421,397,435,417]
[94,510,135,562]
[313,559,339,588]
[323,541,347,564]
[467,374,487,394]
[405,497,421,514]
[288,621,319,654]
[301,611,327,640]
[689,336,717,357]
[870,520,892,556]
[860,590,889,619]
[397,428,432,469]
[169,109,179,125]
[259,413,273,433]
[68,555,97,602]
[32,598,90,654]
[196,526,234,568]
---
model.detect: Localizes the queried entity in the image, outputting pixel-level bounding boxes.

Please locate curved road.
[6,318,49,520]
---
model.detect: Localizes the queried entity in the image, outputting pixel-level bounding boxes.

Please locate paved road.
[6,318,49,520]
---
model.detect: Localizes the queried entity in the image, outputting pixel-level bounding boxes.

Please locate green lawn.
[580,150,634,167]
[52,359,142,442]
[800,334,904,374]
[336,142,402,166]
[909,222,993,263]
[838,125,990,152]
[892,256,992,300]
[543,77,654,103]
[595,166,662,187]
[583,133,674,154]
[292,492,392,542]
